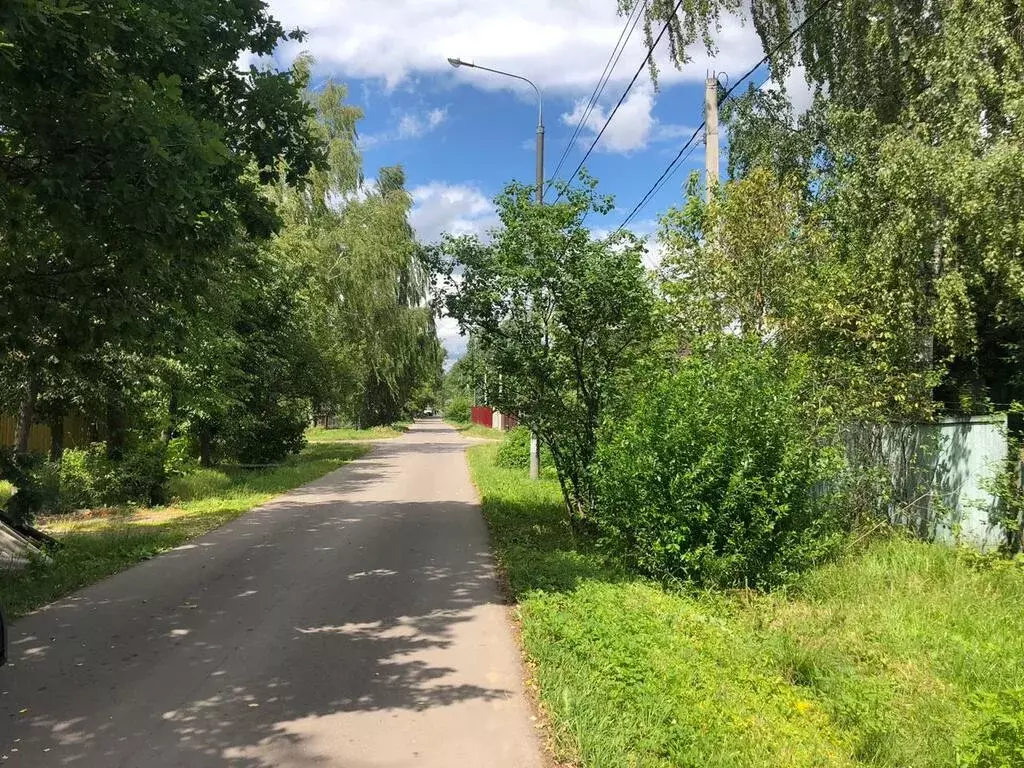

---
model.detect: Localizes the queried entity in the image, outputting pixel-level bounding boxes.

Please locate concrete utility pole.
[530,100,544,481]
[704,72,720,201]
[448,57,544,480]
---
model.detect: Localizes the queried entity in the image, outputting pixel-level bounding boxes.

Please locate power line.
[554,0,686,202]
[548,0,646,191]
[613,0,834,233]
[613,127,704,233]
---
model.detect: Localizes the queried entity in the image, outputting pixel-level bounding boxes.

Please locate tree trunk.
[105,389,127,461]
[15,376,39,454]
[199,429,213,468]
[49,412,65,463]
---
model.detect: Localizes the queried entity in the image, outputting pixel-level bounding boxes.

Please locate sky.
[258,0,808,362]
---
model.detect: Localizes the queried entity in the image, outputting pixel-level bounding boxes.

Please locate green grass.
[305,423,409,442]
[0,442,368,618]
[448,421,503,440]
[468,444,1024,768]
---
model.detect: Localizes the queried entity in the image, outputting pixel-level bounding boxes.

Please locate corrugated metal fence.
[849,414,1013,551]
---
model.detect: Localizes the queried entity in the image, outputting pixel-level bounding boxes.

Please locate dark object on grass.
[0,513,61,550]
[0,603,7,666]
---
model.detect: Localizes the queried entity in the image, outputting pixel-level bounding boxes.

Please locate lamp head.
[447,57,463,68]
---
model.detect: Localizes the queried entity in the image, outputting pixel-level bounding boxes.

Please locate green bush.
[164,436,198,476]
[168,468,233,502]
[57,449,95,511]
[92,443,168,507]
[0,480,14,510]
[55,443,168,510]
[496,426,552,470]
[957,690,1024,768]
[0,448,46,525]
[223,400,308,465]
[594,340,843,588]
[444,396,472,424]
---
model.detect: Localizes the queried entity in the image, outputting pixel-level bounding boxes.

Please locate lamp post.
[448,57,544,480]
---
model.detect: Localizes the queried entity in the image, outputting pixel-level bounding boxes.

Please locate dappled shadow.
[0,422,532,766]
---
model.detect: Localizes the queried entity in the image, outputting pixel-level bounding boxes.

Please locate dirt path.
[0,421,542,767]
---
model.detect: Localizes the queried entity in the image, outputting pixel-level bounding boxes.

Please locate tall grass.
[305,423,409,442]
[468,444,1024,768]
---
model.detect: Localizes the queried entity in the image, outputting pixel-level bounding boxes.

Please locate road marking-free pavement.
[1,421,543,767]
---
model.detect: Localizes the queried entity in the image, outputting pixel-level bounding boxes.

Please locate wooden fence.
[0,413,92,455]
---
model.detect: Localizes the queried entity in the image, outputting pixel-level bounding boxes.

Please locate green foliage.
[468,444,1024,768]
[495,426,532,469]
[0,448,45,525]
[0,0,323,412]
[163,437,197,477]
[958,690,1024,768]
[222,399,308,465]
[57,449,96,512]
[82,444,167,508]
[979,437,1024,554]
[496,426,553,470]
[433,175,660,521]
[594,340,844,587]
[661,167,935,425]
[443,395,472,424]
[0,480,13,510]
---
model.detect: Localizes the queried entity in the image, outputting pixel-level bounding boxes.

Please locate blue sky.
[260,0,809,360]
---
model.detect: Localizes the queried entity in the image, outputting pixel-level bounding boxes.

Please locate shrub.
[0,448,46,525]
[0,480,14,510]
[55,443,168,510]
[58,449,96,511]
[593,340,843,588]
[164,436,198,477]
[168,468,232,502]
[90,443,168,507]
[223,399,308,465]
[444,396,472,424]
[496,426,553,470]
[957,690,1024,767]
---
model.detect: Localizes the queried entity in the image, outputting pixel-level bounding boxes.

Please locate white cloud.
[561,87,653,153]
[361,107,448,148]
[561,87,696,154]
[435,313,468,367]
[399,107,448,138]
[410,181,496,243]
[264,1,764,96]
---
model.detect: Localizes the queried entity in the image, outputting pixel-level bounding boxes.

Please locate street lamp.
[448,56,544,479]
[446,57,544,204]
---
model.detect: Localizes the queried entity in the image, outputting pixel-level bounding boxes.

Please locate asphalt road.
[0,421,542,767]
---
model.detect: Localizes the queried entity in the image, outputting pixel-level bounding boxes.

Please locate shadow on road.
[2,424,515,766]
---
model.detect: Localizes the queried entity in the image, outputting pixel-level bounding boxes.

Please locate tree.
[0,0,323,448]
[642,0,1024,412]
[661,167,936,425]
[433,177,660,522]
[267,76,442,428]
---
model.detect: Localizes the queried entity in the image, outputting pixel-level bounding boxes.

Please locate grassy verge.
[305,423,409,442]
[468,444,1024,768]
[0,442,368,618]
[449,421,503,440]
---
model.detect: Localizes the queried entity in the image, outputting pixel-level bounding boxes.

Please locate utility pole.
[704,72,719,201]
[530,97,545,481]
